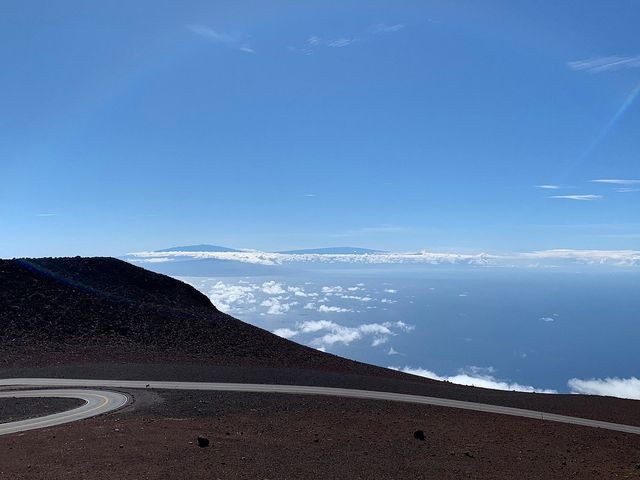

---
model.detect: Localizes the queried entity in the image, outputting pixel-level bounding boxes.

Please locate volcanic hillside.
[0,257,385,373]
[5,257,640,428]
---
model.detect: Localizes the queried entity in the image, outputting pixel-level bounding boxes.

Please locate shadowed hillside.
[0,257,400,375]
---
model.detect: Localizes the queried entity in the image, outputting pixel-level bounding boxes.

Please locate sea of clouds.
[178,275,640,399]
[129,248,640,267]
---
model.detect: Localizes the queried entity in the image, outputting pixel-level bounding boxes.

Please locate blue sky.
[2,0,639,257]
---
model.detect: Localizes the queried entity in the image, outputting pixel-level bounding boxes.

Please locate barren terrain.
[2,257,640,478]
[2,390,640,480]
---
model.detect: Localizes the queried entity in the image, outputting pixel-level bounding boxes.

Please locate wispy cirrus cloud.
[288,35,359,55]
[534,184,561,190]
[369,23,405,34]
[187,25,254,53]
[568,55,640,73]
[590,179,640,186]
[589,179,640,193]
[289,23,405,55]
[35,213,57,217]
[550,194,603,201]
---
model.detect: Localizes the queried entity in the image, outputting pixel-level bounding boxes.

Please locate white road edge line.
[0,389,129,436]
[1,378,639,436]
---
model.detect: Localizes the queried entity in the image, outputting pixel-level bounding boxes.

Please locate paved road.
[1,378,639,435]
[0,389,129,436]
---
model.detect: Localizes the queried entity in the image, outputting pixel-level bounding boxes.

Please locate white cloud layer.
[522,249,640,266]
[567,377,640,400]
[182,278,397,320]
[192,279,305,315]
[261,281,286,295]
[205,280,258,312]
[129,250,495,266]
[272,328,298,339]
[130,248,640,268]
[318,305,353,313]
[273,319,414,349]
[260,297,296,315]
[390,366,556,393]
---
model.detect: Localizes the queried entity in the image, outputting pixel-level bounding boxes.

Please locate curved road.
[1,378,639,436]
[0,389,129,436]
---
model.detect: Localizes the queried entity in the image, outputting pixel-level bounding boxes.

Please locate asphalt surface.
[0,388,129,436]
[1,378,639,436]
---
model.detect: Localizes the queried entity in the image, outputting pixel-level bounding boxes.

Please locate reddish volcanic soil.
[3,257,640,478]
[1,391,640,480]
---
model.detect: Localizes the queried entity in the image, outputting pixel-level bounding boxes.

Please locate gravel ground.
[0,397,84,424]
[1,389,639,479]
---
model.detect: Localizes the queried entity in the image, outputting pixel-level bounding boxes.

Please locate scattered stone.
[197,436,210,448]
[413,430,426,441]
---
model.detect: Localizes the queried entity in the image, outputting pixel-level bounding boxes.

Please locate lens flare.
[572,80,640,171]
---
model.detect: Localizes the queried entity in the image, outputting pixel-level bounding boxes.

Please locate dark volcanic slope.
[0,257,409,376]
[3,257,640,427]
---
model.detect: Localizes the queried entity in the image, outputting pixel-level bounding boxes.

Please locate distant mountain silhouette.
[278,247,385,255]
[156,244,241,253]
